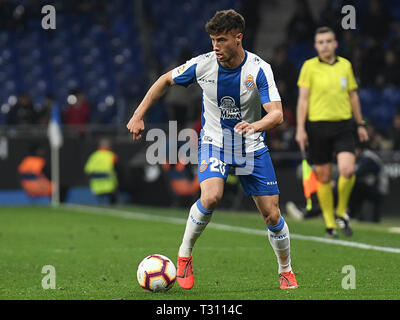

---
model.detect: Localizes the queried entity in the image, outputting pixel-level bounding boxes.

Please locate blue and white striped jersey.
[171,50,281,153]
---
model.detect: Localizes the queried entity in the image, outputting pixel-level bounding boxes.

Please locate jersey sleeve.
[347,62,358,91]
[171,57,198,87]
[297,61,311,88]
[256,63,281,104]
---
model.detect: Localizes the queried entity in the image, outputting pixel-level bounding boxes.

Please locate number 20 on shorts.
[209,157,226,175]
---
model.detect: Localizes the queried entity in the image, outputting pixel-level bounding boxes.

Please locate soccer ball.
[137,254,176,292]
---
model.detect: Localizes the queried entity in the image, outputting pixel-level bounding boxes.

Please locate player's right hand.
[126,113,145,141]
[295,129,308,152]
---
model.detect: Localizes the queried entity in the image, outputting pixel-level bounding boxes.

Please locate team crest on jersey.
[244,75,255,90]
[199,160,208,172]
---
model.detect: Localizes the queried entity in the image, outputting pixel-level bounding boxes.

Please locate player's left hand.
[357,125,369,142]
[234,121,258,137]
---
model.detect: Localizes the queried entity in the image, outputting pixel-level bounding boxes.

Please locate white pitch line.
[389,227,400,234]
[63,204,400,254]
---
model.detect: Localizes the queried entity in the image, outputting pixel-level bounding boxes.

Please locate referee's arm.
[349,90,369,142]
[295,86,310,152]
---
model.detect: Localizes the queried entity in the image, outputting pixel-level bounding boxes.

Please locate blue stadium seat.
[358,88,382,118]
[385,0,400,20]
[370,103,396,132]
[382,88,400,106]
[0,0,244,126]
[288,43,316,71]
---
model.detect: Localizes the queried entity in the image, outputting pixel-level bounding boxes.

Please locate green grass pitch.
[0,204,400,300]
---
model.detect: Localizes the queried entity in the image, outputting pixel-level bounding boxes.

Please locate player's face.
[210,31,242,64]
[314,32,338,59]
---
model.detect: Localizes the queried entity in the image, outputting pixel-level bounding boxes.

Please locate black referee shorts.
[306,119,356,165]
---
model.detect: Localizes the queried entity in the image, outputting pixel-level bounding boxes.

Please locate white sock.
[267,217,292,274]
[179,199,213,257]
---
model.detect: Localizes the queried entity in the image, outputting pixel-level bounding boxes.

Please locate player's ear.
[235,32,243,45]
[334,40,338,49]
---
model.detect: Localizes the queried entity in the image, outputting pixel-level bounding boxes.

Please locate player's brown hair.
[315,26,336,38]
[205,9,245,35]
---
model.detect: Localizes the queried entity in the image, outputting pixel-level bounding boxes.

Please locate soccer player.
[295,26,369,238]
[127,9,298,290]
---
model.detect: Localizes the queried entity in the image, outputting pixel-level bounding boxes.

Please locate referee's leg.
[315,163,337,230]
[306,121,337,231]
[336,151,356,218]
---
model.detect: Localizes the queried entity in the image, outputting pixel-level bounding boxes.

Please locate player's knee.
[316,171,331,184]
[265,209,281,226]
[258,200,281,225]
[201,192,222,210]
[339,165,355,179]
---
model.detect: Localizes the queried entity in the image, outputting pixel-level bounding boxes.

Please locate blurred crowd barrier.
[1,124,400,217]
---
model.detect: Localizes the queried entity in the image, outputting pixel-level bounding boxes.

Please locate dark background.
[0,0,400,217]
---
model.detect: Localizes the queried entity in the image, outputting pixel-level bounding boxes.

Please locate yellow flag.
[302,159,319,210]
